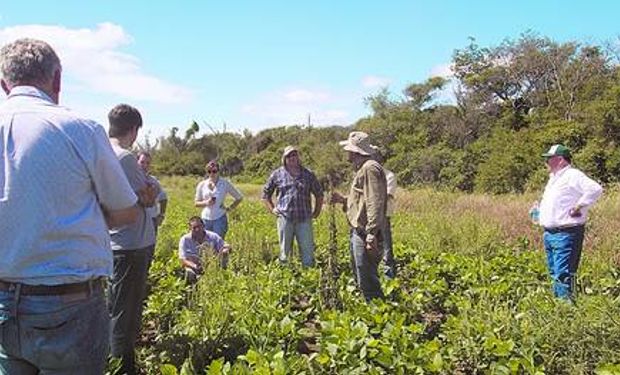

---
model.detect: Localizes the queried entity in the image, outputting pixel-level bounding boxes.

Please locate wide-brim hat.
[282,145,300,165]
[339,131,377,156]
[542,144,571,159]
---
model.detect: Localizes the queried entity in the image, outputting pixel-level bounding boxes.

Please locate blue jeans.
[382,218,396,278]
[350,229,384,301]
[203,215,229,239]
[109,247,151,375]
[0,283,109,374]
[543,225,585,300]
[277,216,315,267]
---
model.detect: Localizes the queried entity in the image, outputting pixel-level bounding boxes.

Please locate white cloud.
[412,63,456,105]
[361,75,391,88]
[283,89,330,104]
[429,63,453,78]
[240,86,353,129]
[0,23,192,103]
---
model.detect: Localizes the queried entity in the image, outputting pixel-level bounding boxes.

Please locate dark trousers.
[108,246,152,375]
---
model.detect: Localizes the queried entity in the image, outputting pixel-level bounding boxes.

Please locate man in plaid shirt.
[262,146,324,267]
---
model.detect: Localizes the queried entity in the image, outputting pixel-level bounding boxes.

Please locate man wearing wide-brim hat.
[262,146,324,267]
[536,144,602,301]
[331,131,387,301]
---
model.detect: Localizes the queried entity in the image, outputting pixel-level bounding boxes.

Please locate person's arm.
[313,196,324,218]
[137,182,157,207]
[157,198,168,225]
[206,231,229,254]
[194,181,215,208]
[309,172,324,218]
[224,180,243,211]
[103,204,139,228]
[119,153,156,207]
[364,165,387,250]
[570,171,603,216]
[261,172,279,215]
[180,257,201,272]
[179,237,202,272]
[87,124,139,227]
[329,191,347,209]
[386,170,397,198]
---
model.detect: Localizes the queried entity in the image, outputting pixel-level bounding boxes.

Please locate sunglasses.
[208,169,219,174]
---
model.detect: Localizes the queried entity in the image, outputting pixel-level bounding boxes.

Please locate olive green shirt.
[346,159,388,236]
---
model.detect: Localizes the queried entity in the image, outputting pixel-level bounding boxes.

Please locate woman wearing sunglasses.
[195,160,243,239]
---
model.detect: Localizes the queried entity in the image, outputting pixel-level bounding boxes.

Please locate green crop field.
[134,176,620,374]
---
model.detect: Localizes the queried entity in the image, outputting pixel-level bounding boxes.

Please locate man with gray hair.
[0,38,138,373]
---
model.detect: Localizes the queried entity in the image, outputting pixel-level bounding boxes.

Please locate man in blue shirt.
[178,216,231,283]
[0,38,138,374]
[262,146,324,267]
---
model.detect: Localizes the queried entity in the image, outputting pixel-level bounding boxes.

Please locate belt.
[0,278,106,296]
[544,224,584,233]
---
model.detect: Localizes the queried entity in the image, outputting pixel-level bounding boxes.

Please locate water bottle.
[529,202,540,225]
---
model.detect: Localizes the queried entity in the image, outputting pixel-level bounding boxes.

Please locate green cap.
[542,144,571,158]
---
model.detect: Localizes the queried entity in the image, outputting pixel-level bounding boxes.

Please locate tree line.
[146,32,620,193]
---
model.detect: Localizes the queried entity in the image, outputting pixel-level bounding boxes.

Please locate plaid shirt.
[262,166,324,222]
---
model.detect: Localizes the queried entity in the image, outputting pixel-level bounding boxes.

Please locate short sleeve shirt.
[145,175,166,219]
[109,145,156,250]
[0,86,137,285]
[195,178,243,220]
[178,230,225,260]
[261,166,324,222]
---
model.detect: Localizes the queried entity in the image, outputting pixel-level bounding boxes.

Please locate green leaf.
[207,358,225,375]
[160,364,178,375]
[280,315,294,335]
[360,345,367,359]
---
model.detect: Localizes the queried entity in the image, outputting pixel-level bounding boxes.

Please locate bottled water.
[529,202,540,225]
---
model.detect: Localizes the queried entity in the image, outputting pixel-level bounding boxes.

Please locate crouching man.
[179,216,231,283]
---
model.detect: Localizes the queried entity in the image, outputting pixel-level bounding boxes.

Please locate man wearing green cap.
[537,144,602,301]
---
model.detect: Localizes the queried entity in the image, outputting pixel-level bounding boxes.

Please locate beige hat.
[339,131,377,156]
[282,145,300,165]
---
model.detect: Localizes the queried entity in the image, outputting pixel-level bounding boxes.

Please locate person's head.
[0,38,62,103]
[339,131,377,167]
[282,146,301,169]
[542,144,572,173]
[205,160,220,179]
[188,216,204,237]
[108,104,143,145]
[137,151,152,172]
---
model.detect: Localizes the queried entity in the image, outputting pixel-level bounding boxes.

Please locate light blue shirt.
[0,86,137,285]
[178,230,226,260]
[109,145,156,250]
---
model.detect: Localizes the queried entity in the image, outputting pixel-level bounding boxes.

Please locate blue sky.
[1,1,618,139]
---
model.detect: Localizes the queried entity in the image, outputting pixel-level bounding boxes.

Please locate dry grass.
[395,186,620,263]
[162,177,620,263]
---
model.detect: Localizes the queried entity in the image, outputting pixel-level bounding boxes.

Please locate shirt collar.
[550,164,571,178]
[7,86,54,103]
